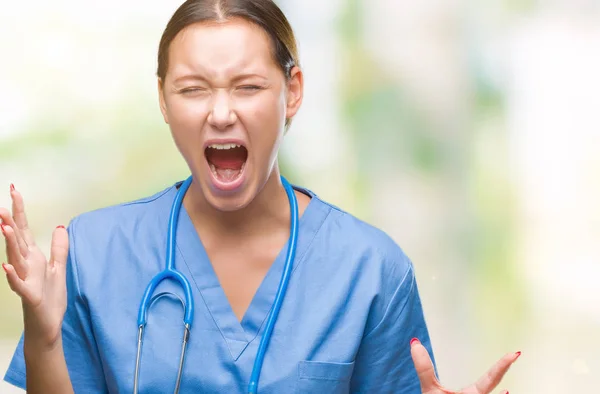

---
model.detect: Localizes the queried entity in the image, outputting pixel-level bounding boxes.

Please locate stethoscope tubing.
[133,175,299,394]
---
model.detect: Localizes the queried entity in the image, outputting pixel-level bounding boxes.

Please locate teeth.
[208,143,241,150]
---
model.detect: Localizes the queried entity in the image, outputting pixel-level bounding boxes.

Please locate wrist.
[22,307,63,352]
[23,334,63,360]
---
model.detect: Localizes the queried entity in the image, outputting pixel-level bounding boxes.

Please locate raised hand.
[1,184,69,349]
[410,338,520,394]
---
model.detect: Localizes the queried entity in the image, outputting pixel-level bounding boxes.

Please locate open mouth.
[205,143,248,184]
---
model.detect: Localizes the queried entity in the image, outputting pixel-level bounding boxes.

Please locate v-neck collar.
[169,183,330,361]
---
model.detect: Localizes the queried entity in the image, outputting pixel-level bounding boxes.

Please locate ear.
[158,78,169,124]
[285,66,303,121]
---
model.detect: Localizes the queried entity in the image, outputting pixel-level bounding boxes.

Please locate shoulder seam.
[120,186,173,207]
[314,196,345,214]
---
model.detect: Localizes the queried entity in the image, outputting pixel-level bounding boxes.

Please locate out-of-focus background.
[1,0,598,392]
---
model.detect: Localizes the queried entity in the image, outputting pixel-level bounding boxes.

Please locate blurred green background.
[1,0,599,392]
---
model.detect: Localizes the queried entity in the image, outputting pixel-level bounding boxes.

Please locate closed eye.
[238,85,263,91]
[180,87,207,95]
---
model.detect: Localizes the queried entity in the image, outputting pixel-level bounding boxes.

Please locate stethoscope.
[133,175,299,394]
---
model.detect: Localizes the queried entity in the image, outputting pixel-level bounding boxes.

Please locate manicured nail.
[10,184,15,192]
[0,223,6,233]
[56,225,65,230]
[2,264,8,274]
[410,338,420,346]
[515,351,521,358]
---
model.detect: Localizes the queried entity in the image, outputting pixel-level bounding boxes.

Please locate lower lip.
[206,161,247,193]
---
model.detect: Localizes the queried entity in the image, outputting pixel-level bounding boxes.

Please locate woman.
[1,0,519,393]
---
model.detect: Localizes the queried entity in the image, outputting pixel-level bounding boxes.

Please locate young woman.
[1,1,518,393]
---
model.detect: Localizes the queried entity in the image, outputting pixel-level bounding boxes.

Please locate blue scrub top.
[4,180,435,393]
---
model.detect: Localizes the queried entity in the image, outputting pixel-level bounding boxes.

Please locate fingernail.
[56,225,65,229]
[515,351,521,358]
[0,223,6,233]
[10,184,15,192]
[410,338,420,346]
[2,264,8,274]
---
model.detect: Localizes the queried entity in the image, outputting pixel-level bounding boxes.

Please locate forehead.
[167,18,278,80]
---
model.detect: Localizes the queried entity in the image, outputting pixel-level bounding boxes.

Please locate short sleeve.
[3,219,108,392]
[350,252,437,393]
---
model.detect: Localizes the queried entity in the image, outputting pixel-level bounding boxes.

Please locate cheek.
[238,93,286,156]
[167,97,209,129]
[165,97,209,158]
[237,92,286,132]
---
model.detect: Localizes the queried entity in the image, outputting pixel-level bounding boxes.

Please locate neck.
[183,168,291,239]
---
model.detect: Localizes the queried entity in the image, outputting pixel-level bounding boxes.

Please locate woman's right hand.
[1,184,69,350]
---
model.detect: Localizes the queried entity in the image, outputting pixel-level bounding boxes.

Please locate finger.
[474,352,520,393]
[410,338,440,393]
[0,207,29,258]
[1,224,28,279]
[10,184,35,246]
[2,263,28,297]
[49,225,69,269]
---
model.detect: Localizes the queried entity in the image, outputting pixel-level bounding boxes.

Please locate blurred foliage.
[337,0,528,363]
[337,0,442,223]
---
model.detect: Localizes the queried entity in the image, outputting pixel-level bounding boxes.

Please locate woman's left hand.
[410,338,520,394]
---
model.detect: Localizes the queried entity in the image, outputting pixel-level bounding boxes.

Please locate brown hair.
[157,0,299,81]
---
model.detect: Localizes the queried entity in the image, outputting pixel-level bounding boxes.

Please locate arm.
[2,186,106,393]
[1,187,74,394]
[5,236,108,392]
[346,244,520,394]
[23,338,72,394]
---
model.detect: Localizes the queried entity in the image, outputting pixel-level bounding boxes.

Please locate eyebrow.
[172,75,208,84]
[172,73,268,84]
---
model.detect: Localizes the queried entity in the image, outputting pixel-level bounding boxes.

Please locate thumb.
[49,225,69,269]
[411,338,440,393]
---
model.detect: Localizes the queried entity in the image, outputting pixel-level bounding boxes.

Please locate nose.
[207,90,237,130]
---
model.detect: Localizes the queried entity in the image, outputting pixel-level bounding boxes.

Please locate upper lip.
[203,138,248,150]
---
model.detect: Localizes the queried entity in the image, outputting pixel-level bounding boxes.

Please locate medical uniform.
[4,180,435,393]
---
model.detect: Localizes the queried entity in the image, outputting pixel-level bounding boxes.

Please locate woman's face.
[159,18,302,211]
